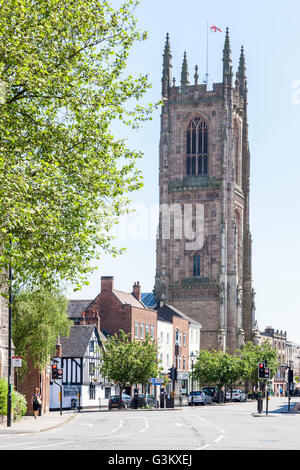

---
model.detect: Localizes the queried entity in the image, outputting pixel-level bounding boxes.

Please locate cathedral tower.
[155,30,255,353]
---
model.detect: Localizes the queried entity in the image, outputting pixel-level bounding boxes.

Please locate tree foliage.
[0,0,154,290]
[99,330,159,404]
[193,342,280,397]
[194,350,242,399]
[239,341,279,390]
[12,287,71,378]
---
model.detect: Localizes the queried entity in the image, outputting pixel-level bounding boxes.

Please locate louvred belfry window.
[186,118,209,176]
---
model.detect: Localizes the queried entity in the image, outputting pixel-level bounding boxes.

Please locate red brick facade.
[16,363,50,416]
[80,277,157,342]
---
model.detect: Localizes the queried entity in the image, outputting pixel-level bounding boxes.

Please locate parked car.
[188,391,207,406]
[226,389,246,402]
[108,394,132,409]
[202,387,218,402]
[201,390,212,404]
[142,394,159,408]
[130,393,159,409]
[130,394,146,408]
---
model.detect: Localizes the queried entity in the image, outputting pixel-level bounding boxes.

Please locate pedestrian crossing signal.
[258,362,270,380]
[52,363,63,380]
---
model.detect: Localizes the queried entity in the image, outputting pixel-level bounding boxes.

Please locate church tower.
[155,30,255,353]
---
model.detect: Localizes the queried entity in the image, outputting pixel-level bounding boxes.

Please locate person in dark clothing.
[32,387,42,419]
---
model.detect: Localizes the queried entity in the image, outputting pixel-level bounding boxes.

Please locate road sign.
[150,378,164,385]
[12,357,22,367]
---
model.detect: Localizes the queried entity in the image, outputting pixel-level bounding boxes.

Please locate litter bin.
[166,394,174,409]
[71,399,77,410]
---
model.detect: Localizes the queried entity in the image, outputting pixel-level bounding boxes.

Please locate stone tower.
[154,30,255,353]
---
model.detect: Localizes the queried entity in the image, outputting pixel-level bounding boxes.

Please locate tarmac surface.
[0,397,299,450]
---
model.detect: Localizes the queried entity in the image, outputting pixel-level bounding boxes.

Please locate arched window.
[186,118,209,176]
[193,254,201,277]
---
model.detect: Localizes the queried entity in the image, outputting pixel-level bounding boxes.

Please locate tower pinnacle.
[181,51,189,91]
[162,33,172,98]
[223,27,233,86]
[236,46,247,96]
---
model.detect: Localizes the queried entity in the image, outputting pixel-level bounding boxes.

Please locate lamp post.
[0,80,11,426]
[7,257,12,427]
[190,352,196,407]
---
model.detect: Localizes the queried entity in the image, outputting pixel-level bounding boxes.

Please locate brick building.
[154,30,255,353]
[68,277,157,343]
[260,326,287,396]
[16,363,51,416]
[68,277,158,392]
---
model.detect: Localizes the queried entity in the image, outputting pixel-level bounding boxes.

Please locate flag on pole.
[210,25,222,33]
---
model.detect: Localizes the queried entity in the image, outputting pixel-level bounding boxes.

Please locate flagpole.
[205,20,209,85]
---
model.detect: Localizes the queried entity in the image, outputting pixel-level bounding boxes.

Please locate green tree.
[12,288,71,379]
[217,353,243,401]
[193,350,219,388]
[0,0,155,291]
[194,350,243,401]
[99,330,159,407]
[239,341,279,392]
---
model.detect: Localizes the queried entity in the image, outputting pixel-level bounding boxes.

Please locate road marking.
[214,435,225,443]
[25,440,76,450]
[111,418,123,434]
[197,416,206,422]
[196,443,211,450]
[139,417,149,433]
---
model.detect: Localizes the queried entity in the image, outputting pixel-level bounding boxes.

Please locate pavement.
[0,410,77,434]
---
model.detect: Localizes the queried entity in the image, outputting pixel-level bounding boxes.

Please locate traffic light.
[263,367,270,379]
[288,369,294,384]
[258,362,270,380]
[168,367,178,381]
[258,362,265,379]
[52,363,63,380]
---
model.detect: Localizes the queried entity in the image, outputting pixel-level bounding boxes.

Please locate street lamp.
[190,352,196,407]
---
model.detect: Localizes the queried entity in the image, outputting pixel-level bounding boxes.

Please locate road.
[0,397,299,450]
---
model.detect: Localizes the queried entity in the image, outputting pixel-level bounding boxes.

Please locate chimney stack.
[133,281,141,302]
[101,276,114,292]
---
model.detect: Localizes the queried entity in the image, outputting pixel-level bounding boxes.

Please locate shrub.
[0,378,8,417]
[12,391,27,420]
[0,378,27,420]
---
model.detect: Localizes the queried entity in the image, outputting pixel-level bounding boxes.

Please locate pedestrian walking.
[32,387,42,419]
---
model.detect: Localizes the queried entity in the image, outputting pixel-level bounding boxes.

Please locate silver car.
[226,389,246,402]
[188,391,207,406]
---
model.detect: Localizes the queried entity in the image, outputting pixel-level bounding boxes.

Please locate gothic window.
[187,156,191,175]
[186,118,209,176]
[193,254,201,277]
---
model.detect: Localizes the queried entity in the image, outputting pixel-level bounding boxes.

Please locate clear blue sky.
[67,0,300,343]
